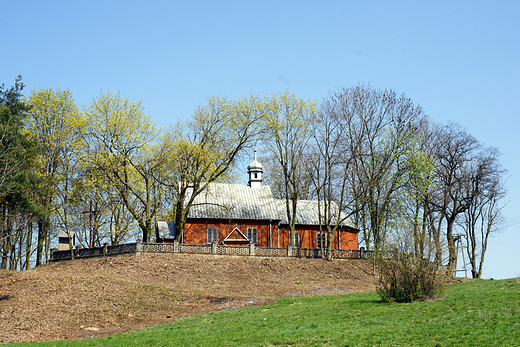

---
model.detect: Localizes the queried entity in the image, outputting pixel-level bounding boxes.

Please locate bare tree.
[262,153,314,201]
[461,147,506,278]
[428,122,487,275]
[308,98,365,259]
[322,84,425,253]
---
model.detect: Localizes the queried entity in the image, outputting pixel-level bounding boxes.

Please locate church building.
[158,151,359,250]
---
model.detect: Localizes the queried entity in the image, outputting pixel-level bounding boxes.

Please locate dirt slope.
[0,253,378,343]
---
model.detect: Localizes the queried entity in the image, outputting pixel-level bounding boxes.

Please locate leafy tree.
[261,90,317,248]
[72,171,139,246]
[27,87,83,264]
[83,91,161,243]
[0,76,34,199]
[157,95,264,242]
[389,119,437,260]
[0,76,41,269]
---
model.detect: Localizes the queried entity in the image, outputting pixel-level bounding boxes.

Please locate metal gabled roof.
[186,183,281,221]
[184,183,358,230]
[277,199,358,230]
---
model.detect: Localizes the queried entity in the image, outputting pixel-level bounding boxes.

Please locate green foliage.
[158,94,264,240]
[26,87,84,265]
[26,87,84,218]
[261,90,318,247]
[0,76,38,203]
[10,279,520,346]
[83,90,161,243]
[378,250,444,303]
[0,76,44,270]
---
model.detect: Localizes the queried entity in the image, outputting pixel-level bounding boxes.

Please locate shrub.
[377,250,443,303]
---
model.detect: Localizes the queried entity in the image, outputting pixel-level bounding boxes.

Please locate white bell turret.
[247,149,263,189]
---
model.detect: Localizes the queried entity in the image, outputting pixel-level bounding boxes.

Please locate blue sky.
[3,0,519,279]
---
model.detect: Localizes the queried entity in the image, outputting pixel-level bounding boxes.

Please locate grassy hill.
[6,276,520,346]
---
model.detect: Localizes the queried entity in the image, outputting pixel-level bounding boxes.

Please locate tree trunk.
[446,218,458,276]
[419,203,428,259]
[1,234,8,270]
[25,221,32,270]
[326,228,335,260]
[8,216,16,270]
[477,217,493,279]
[0,205,6,269]
[36,220,49,267]
[173,196,187,243]
[413,202,420,257]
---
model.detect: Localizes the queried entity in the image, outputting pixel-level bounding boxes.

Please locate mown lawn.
[9,278,520,347]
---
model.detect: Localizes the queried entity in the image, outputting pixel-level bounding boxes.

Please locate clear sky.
[2,0,519,279]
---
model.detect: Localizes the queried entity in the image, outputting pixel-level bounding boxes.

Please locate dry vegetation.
[0,254,377,343]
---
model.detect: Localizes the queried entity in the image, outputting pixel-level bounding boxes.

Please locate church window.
[247,227,258,244]
[316,232,327,249]
[207,227,218,243]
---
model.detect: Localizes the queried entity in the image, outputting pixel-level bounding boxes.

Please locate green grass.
[8,278,520,346]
